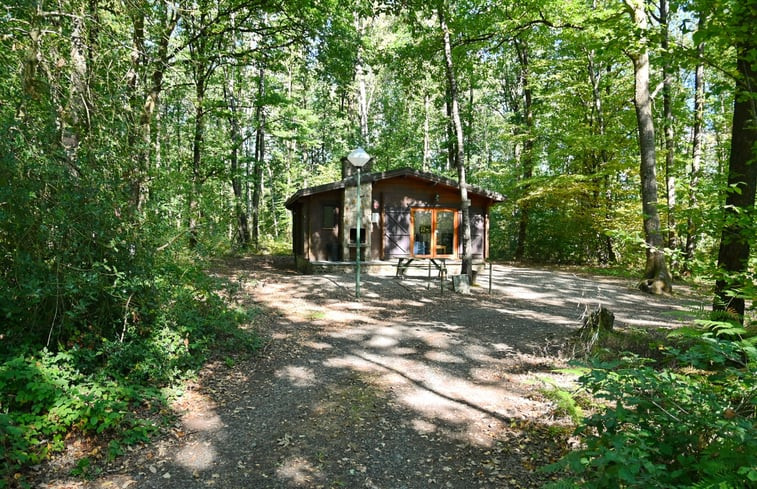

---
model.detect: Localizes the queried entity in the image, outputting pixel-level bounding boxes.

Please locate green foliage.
[0,350,156,484]
[544,330,757,488]
[0,258,260,485]
[537,377,586,424]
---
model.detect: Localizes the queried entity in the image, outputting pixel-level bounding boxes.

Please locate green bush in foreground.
[0,262,260,487]
[544,324,757,488]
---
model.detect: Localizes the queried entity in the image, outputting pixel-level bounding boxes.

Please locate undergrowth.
[543,320,757,488]
[0,260,260,487]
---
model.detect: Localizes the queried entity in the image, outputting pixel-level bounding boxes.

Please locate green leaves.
[544,334,757,488]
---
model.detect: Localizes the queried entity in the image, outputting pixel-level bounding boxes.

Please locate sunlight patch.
[276,456,324,486]
[275,365,318,387]
[181,412,224,432]
[366,335,398,348]
[411,418,438,434]
[423,350,463,363]
[175,441,216,471]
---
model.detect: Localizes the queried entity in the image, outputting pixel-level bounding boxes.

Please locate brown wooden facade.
[285,167,504,272]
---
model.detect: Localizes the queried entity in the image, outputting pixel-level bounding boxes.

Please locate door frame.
[410,207,458,258]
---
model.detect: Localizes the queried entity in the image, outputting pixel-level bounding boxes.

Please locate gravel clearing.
[34,256,705,489]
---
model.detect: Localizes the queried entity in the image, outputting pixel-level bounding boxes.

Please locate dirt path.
[40,256,704,489]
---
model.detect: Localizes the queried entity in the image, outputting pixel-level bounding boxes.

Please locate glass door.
[435,210,455,257]
[412,208,457,258]
[413,210,432,256]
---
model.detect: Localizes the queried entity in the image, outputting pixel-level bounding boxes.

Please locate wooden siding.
[384,207,411,257]
[374,178,490,260]
[305,189,342,262]
[289,171,500,266]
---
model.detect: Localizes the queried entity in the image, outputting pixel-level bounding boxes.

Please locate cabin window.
[322,204,338,228]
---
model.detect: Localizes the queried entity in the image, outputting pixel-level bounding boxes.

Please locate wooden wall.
[292,175,495,265]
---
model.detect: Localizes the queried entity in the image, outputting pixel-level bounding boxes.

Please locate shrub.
[0,260,260,486]
[544,326,757,488]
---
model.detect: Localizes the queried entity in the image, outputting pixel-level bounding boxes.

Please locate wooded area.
[0,0,755,486]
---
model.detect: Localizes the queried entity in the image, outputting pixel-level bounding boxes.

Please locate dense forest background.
[0,0,755,485]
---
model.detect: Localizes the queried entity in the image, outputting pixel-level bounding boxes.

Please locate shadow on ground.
[65,256,702,489]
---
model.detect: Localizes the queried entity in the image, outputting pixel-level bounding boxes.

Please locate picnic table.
[394,257,448,292]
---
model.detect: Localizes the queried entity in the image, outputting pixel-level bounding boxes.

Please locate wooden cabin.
[285,162,504,273]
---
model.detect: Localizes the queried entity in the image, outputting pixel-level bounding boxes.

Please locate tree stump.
[452,274,470,294]
[571,305,614,358]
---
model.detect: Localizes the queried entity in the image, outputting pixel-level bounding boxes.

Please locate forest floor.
[34,255,706,489]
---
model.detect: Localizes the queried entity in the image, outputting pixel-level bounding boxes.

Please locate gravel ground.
[34,256,705,489]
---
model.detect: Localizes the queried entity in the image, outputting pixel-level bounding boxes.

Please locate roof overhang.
[285,167,505,210]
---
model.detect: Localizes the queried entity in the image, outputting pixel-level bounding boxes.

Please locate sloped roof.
[285,167,505,209]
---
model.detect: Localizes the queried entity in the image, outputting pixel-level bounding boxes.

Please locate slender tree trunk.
[626,0,672,294]
[126,7,178,212]
[187,10,210,249]
[439,4,472,280]
[713,26,757,322]
[224,68,250,247]
[660,0,678,266]
[268,165,279,238]
[445,94,455,171]
[514,38,534,262]
[586,48,615,263]
[252,63,266,248]
[587,47,615,263]
[423,93,431,171]
[685,16,705,271]
[355,14,370,146]
[188,69,205,248]
[466,79,474,166]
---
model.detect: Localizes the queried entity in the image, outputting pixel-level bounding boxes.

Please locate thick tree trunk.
[713,32,757,321]
[439,5,472,279]
[626,0,672,294]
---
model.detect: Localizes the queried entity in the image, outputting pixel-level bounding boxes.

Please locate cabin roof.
[285,167,505,210]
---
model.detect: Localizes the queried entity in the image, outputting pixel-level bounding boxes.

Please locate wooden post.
[489,261,493,294]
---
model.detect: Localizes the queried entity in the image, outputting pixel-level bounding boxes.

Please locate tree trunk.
[188,81,203,249]
[626,0,672,294]
[586,47,615,263]
[252,63,266,249]
[713,28,757,322]
[224,68,250,247]
[439,4,473,279]
[187,10,209,249]
[355,13,370,146]
[126,7,178,212]
[514,38,534,262]
[445,94,455,171]
[685,15,705,271]
[660,0,678,266]
[423,93,431,171]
